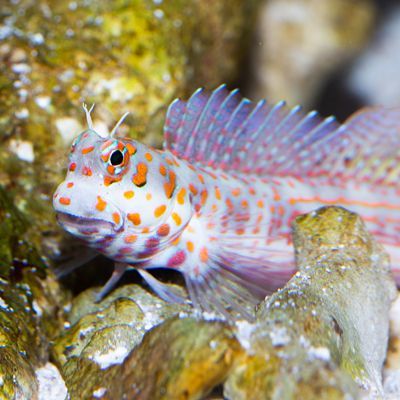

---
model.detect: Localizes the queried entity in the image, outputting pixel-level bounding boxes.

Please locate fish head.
[53,129,185,249]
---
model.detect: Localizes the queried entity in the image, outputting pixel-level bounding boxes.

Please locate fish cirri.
[53,85,400,319]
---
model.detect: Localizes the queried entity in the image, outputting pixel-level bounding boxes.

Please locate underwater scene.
[1,0,400,398]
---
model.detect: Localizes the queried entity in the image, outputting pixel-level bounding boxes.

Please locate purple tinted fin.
[138,269,186,304]
[162,86,338,177]
[95,262,128,302]
[184,265,258,321]
[164,86,400,183]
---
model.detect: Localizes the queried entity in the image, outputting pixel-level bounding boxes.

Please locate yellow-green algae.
[0,187,65,399]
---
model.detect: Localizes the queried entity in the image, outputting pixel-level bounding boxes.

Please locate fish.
[53,85,400,320]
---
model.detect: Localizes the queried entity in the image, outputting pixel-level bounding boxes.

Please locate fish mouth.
[56,212,117,232]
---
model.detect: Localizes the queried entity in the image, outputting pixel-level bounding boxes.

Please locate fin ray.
[163,87,400,184]
[138,269,186,304]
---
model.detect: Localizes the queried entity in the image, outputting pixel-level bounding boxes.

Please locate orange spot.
[124,234,137,243]
[59,197,70,205]
[66,182,74,188]
[232,188,241,197]
[154,205,167,218]
[200,190,208,206]
[212,204,218,212]
[198,174,205,184]
[200,247,209,262]
[96,196,107,211]
[142,227,150,233]
[188,164,196,171]
[82,166,92,176]
[278,206,284,216]
[165,157,174,166]
[145,152,153,162]
[249,187,256,195]
[104,176,121,186]
[164,170,176,198]
[206,222,215,229]
[236,228,245,235]
[112,212,120,225]
[172,212,182,226]
[107,165,115,175]
[159,164,167,176]
[127,213,141,225]
[177,188,186,205]
[226,198,233,209]
[69,162,76,171]
[172,237,181,246]
[126,143,137,155]
[186,241,194,252]
[289,198,297,205]
[241,200,249,208]
[215,187,221,200]
[133,162,148,187]
[81,146,94,154]
[124,190,134,199]
[257,200,264,209]
[273,187,281,201]
[157,224,170,236]
[189,184,198,196]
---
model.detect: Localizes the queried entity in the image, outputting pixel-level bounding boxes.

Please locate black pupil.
[110,150,124,166]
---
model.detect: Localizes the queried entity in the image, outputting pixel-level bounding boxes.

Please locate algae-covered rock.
[0,187,65,399]
[251,0,375,107]
[64,317,241,400]
[52,284,190,368]
[225,207,396,399]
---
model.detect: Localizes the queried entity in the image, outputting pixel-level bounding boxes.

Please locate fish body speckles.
[54,85,400,320]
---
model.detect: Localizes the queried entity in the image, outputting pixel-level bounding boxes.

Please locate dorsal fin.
[163,86,400,184]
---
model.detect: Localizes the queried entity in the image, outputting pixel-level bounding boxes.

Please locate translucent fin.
[95,262,128,302]
[138,269,186,304]
[54,248,98,278]
[163,85,339,176]
[183,266,258,322]
[163,87,400,184]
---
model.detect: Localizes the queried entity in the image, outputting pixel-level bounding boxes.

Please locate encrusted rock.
[225,206,396,399]
[0,187,65,399]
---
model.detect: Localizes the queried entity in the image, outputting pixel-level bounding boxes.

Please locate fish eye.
[100,139,130,176]
[110,149,124,166]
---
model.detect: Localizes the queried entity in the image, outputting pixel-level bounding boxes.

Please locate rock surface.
[0,187,65,399]
[225,207,396,399]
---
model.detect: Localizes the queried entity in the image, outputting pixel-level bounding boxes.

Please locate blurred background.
[0,0,400,262]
